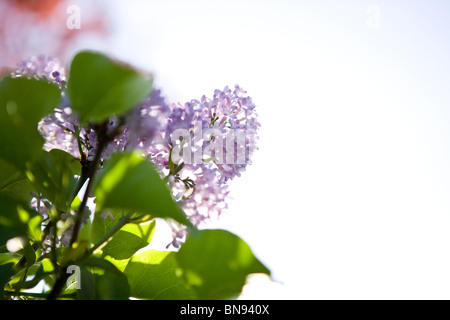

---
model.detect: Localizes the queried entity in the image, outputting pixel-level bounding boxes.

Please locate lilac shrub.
[13,56,260,248]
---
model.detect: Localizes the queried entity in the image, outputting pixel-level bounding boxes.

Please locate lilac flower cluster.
[165,86,260,182]
[15,55,66,84]
[14,56,260,248]
[161,86,260,245]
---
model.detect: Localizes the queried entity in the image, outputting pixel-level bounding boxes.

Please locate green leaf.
[79,256,125,276]
[77,258,130,300]
[95,271,130,300]
[176,229,270,299]
[26,149,81,212]
[21,240,36,268]
[27,214,42,243]
[0,159,33,202]
[90,210,122,243]
[0,262,14,298]
[68,51,153,123]
[104,256,129,273]
[123,249,196,300]
[101,220,156,260]
[93,151,190,226]
[0,76,61,170]
[76,266,95,299]
[0,253,20,266]
[0,194,40,247]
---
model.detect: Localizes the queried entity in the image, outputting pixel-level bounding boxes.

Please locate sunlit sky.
[66,0,450,299]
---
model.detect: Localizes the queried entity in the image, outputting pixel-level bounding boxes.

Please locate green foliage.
[93,151,190,226]
[77,257,130,300]
[0,51,269,300]
[121,250,196,300]
[68,51,153,123]
[27,149,81,212]
[0,159,33,202]
[0,76,61,170]
[177,229,270,299]
[92,211,156,260]
[0,263,15,298]
[0,194,40,247]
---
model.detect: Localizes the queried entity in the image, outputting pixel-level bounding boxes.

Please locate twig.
[88,214,130,255]
[47,121,109,300]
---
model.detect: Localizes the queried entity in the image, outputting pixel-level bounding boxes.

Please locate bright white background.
[70,0,450,299]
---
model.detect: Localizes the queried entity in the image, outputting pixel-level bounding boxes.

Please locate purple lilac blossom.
[159,86,259,246]
[165,85,260,182]
[15,55,66,83]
